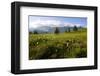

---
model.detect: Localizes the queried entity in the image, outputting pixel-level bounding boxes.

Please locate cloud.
[29,20,62,28]
[64,22,80,27]
[29,20,81,29]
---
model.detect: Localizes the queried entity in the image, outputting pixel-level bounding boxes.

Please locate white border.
[20,7,94,70]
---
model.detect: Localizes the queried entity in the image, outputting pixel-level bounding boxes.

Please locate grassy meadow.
[29,30,87,60]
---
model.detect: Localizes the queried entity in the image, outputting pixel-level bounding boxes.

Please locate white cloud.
[29,20,81,29]
[29,20,62,29]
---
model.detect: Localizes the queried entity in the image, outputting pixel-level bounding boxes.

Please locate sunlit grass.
[29,31,87,60]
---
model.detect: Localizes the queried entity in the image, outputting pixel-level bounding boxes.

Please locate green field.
[29,30,87,60]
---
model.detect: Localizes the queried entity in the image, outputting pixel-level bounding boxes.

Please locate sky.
[29,15,87,29]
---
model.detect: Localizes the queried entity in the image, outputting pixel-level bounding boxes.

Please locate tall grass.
[29,31,87,60]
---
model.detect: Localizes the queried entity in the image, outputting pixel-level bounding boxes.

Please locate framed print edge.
[94,7,98,69]
[11,2,20,74]
[11,1,98,74]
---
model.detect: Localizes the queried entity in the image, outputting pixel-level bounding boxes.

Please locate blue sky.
[29,15,87,28]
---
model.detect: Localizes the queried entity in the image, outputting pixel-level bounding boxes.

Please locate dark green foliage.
[73,25,78,31]
[76,48,87,58]
[29,32,32,34]
[54,27,60,34]
[34,30,38,34]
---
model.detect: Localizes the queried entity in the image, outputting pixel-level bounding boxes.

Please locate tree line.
[30,25,78,34]
[55,25,78,34]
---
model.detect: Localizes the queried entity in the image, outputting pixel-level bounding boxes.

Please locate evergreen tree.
[73,25,78,31]
[55,27,60,34]
[34,30,38,34]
